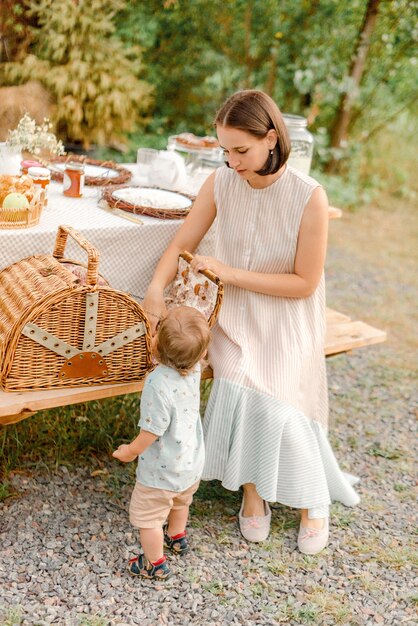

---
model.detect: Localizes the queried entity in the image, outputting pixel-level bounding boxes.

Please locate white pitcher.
[148,150,187,191]
[0,143,22,175]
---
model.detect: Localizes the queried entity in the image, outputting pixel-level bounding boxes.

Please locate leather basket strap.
[94,323,146,356]
[22,323,79,358]
[83,292,99,350]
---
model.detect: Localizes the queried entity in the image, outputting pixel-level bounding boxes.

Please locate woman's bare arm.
[142,172,217,327]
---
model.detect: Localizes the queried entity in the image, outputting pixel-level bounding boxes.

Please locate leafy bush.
[2,0,153,147]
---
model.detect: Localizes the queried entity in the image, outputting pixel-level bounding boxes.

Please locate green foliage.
[2,0,416,195]
[0,1,34,62]
[312,108,417,209]
[0,480,14,502]
[311,164,380,210]
[2,0,153,147]
[115,0,417,158]
[115,0,223,133]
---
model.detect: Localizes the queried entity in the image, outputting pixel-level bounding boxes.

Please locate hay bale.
[0,81,55,141]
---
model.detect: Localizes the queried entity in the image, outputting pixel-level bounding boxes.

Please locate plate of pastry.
[168,133,223,162]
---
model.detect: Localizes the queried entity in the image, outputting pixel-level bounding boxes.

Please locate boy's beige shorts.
[129,480,200,529]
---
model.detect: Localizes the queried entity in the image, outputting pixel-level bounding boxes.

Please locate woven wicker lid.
[0,255,78,346]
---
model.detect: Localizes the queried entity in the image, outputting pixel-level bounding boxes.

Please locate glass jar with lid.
[283,114,314,175]
[28,166,51,205]
[63,162,85,197]
[27,166,51,188]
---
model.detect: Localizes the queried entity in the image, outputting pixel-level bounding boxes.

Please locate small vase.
[0,143,22,176]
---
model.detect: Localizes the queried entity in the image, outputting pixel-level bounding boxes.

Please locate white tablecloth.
[0,165,214,301]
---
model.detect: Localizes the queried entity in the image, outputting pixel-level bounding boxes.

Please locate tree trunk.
[325,0,381,173]
[243,3,253,88]
[265,38,279,96]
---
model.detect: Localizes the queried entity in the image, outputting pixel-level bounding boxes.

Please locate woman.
[143,90,359,554]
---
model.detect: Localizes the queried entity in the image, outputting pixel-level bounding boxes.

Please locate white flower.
[6,113,66,156]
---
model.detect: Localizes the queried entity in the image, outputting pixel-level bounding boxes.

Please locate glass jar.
[28,166,51,205]
[63,162,85,197]
[283,114,314,175]
[27,166,50,188]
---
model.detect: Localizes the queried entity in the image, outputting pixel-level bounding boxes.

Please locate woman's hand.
[142,290,167,334]
[112,444,137,463]
[191,254,231,283]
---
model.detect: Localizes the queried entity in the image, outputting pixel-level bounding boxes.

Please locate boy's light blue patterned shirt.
[136,363,204,492]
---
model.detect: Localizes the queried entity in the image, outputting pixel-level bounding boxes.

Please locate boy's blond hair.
[157,306,210,376]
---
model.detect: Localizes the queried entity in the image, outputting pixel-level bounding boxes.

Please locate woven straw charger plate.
[48,156,132,186]
[101,186,194,220]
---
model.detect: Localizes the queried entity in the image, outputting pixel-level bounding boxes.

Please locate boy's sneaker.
[163,527,189,556]
[128,553,171,580]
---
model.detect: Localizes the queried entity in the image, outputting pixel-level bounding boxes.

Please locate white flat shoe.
[297,517,329,555]
[238,499,271,543]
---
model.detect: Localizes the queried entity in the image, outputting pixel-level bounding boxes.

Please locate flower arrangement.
[6,113,66,157]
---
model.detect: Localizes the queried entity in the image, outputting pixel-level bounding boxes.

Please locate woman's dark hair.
[214,90,291,175]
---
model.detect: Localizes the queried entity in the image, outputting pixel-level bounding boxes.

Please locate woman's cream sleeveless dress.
[202,165,359,516]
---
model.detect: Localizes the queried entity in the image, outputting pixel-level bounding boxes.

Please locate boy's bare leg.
[166,505,190,536]
[139,527,164,562]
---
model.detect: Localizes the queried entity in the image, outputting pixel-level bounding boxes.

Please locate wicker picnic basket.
[0,225,152,392]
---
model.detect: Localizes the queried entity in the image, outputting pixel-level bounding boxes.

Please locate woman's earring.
[270,149,274,156]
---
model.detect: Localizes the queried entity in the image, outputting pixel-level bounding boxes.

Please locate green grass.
[79,618,110,626]
[366,443,405,460]
[0,480,15,502]
[0,394,139,482]
[273,591,354,625]
[202,579,225,596]
[0,606,23,626]
[0,381,214,495]
[0,610,111,626]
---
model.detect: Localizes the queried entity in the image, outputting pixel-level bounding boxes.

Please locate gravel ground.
[1,205,417,626]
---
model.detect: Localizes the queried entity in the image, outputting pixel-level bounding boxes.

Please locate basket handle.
[181,250,221,285]
[53,225,100,287]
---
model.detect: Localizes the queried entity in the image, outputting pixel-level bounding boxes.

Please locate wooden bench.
[324,307,386,356]
[0,307,386,426]
[328,206,343,219]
